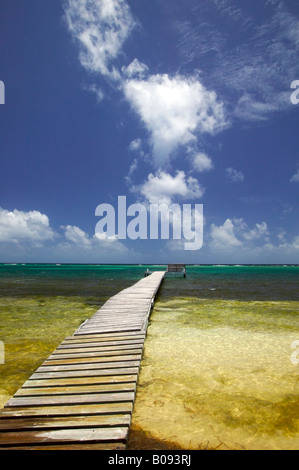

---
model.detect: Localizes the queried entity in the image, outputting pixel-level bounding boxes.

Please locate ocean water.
[0,264,298,450]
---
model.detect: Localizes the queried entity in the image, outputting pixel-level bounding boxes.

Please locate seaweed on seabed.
[127,426,218,450]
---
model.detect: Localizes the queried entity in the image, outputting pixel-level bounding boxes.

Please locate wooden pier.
[0,271,165,450]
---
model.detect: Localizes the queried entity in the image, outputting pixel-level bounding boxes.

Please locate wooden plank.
[30,368,139,380]
[37,361,140,372]
[52,344,144,354]
[88,311,145,316]
[6,392,135,407]
[14,383,136,397]
[69,332,146,340]
[22,375,138,388]
[0,414,131,431]
[97,307,149,311]
[0,402,133,418]
[83,318,145,322]
[76,327,143,333]
[43,354,141,365]
[47,350,143,361]
[0,443,126,450]
[84,323,144,328]
[0,427,129,446]
[87,320,145,325]
[76,327,143,334]
[101,305,149,309]
[105,296,152,300]
[76,325,143,331]
[85,319,144,324]
[61,334,145,345]
[58,339,144,348]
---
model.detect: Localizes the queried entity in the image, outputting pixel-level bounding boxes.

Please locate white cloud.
[230,218,269,243]
[0,208,55,243]
[209,217,272,254]
[226,167,244,182]
[290,169,299,183]
[64,0,136,80]
[62,225,92,247]
[64,2,228,169]
[193,152,213,172]
[233,92,289,122]
[122,59,149,79]
[210,218,243,250]
[125,158,138,185]
[0,205,130,262]
[128,138,142,152]
[124,73,227,166]
[277,229,286,242]
[138,170,204,205]
[242,222,269,241]
[83,83,104,102]
[62,224,128,253]
[293,236,299,250]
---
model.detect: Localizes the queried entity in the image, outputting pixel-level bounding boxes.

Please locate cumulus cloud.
[0,208,56,243]
[193,152,214,172]
[124,73,227,167]
[64,0,136,80]
[137,170,204,205]
[242,222,269,241]
[290,169,299,183]
[209,217,271,252]
[210,218,243,250]
[62,224,128,253]
[0,206,130,263]
[64,2,228,169]
[226,167,244,182]
[62,225,92,247]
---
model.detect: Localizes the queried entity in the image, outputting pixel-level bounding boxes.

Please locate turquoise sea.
[0,264,298,450]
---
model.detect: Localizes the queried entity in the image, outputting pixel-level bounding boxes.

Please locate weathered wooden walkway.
[0,271,165,450]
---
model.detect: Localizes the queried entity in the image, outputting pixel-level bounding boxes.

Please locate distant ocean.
[0,264,298,450]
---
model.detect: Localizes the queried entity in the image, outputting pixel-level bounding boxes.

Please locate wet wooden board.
[0,428,129,446]
[0,403,134,418]
[0,272,165,450]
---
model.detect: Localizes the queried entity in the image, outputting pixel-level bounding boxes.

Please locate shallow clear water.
[128,295,299,450]
[0,264,298,450]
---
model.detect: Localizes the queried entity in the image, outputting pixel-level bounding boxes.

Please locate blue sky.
[0,0,299,264]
